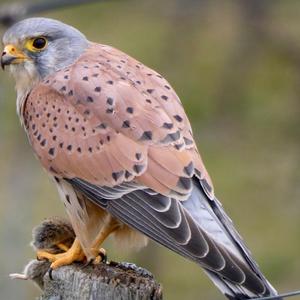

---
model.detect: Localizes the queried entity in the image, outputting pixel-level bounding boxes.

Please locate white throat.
[9,61,40,119]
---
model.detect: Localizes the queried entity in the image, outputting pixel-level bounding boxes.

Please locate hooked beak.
[1,44,28,70]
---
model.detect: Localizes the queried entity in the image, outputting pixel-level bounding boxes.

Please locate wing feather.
[24,43,213,199]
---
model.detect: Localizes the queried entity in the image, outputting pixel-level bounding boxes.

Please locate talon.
[82,258,94,268]
[48,267,53,280]
[93,248,107,264]
[99,248,107,263]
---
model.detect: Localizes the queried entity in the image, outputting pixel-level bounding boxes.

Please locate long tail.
[182,178,280,299]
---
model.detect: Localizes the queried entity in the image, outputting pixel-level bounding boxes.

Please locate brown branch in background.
[0,0,106,27]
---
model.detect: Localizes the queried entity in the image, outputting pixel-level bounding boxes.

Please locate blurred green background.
[0,0,300,299]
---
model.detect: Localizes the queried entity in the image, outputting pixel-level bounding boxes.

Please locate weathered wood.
[12,259,163,300]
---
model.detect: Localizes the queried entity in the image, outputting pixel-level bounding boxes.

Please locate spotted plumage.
[2,17,280,300]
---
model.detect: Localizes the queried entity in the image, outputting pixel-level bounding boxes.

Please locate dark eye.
[32,37,47,50]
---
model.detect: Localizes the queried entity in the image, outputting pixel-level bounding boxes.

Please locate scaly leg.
[90,217,120,262]
[37,238,85,269]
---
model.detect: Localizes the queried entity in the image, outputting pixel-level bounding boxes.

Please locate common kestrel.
[2,18,280,299]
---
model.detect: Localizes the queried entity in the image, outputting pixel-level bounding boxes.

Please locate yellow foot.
[37,238,85,269]
[56,242,70,252]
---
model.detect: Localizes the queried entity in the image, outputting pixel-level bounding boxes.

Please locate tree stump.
[16,259,163,300]
[10,218,163,300]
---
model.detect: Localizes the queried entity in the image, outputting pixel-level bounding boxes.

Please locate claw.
[82,258,94,268]
[99,248,107,263]
[48,267,53,280]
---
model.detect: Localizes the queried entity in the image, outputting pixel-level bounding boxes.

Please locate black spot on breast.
[106,80,113,85]
[163,122,174,129]
[140,131,153,141]
[122,120,130,128]
[161,95,168,101]
[106,108,114,114]
[82,76,88,81]
[60,86,66,92]
[67,145,72,151]
[77,147,82,153]
[107,97,114,105]
[48,148,55,156]
[95,86,101,92]
[92,73,99,77]
[68,90,73,96]
[87,96,94,103]
[40,139,46,147]
[174,115,183,122]
[97,123,107,129]
[147,89,154,94]
[126,107,134,114]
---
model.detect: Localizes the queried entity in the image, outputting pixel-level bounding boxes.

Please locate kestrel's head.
[1,18,88,84]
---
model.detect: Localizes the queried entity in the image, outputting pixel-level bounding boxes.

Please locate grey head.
[2,17,89,79]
